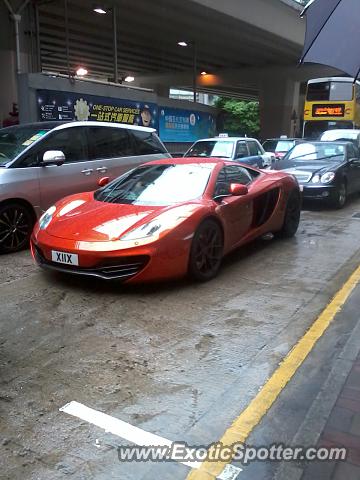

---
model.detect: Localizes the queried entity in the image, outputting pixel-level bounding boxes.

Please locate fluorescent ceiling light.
[93,7,107,14]
[76,67,88,76]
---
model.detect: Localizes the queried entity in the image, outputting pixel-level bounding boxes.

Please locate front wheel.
[188,219,224,282]
[277,190,301,238]
[0,203,34,254]
[331,181,347,209]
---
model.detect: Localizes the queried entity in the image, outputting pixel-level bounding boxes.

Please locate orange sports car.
[31,158,300,283]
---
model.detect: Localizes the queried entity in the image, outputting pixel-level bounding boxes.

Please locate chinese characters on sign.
[312,104,345,117]
[90,104,138,124]
[159,107,216,142]
[36,90,217,142]
[164,114,190,131]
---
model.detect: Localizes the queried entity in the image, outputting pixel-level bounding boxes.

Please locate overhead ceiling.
[37,0,302,84]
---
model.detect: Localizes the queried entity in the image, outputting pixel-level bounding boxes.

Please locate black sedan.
[273,141,360,208]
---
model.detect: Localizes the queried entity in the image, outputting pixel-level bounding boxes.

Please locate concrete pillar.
[138,83,170,98]
[0,3,17,125]
[259,77,301,140]
[0,1,33,126]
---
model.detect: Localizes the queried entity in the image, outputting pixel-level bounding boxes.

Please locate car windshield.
[0,125,50,165]
[284,142,346,162]
[185,140,234,158]
[321,131,357,141]
[263,140,294,152]
[95,163,215,205]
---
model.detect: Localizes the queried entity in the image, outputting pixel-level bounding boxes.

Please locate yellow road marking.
[187,265,360,480]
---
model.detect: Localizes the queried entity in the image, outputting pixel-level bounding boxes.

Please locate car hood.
[45,193,200,242]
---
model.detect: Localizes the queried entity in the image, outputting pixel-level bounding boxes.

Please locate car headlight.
[312,174,321,184]
[120,205,197,242]
[39,205,56,230]
[320,172,336,184]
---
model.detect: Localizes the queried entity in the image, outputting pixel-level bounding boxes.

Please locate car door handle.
[96,167,108,173]
[81,168,93,175]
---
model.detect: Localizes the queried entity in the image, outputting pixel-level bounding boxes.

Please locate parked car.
[0,121,170,253]
[183,136,275,168]
[31,158,300,283]
[262,137,305,160]
[273,141,360,208]
[320,129,360,147]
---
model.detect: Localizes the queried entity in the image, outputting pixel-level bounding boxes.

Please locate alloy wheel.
[189,220,223,281]
[0,205,32,253]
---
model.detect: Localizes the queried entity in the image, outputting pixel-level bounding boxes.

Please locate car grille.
[288,171,312,183]
[34,245,149,281]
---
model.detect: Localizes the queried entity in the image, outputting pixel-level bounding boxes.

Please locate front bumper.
[31,228,191,283]
[300,184,336,201]
[32,243,150,280]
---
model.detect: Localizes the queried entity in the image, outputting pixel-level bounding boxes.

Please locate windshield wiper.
[287,152,343,162]
[311,154,344,162]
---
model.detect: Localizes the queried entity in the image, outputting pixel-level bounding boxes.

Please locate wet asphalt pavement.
[1,197,360,480]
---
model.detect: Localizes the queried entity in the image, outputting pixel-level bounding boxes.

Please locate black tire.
[0,203,34,254]
[331,181,347,209]
[188,219,224,282]
[278,190,301,238]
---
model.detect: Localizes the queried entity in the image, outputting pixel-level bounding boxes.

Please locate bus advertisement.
[303,77,360,139]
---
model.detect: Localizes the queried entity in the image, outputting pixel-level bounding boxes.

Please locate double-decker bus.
[303,77,360,139]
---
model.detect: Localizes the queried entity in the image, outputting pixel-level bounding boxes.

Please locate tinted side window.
[248,141,262,156]
[225,165,252,185]
[347,143,358,159]
[235,141,249,158]
[88,127,134,160]
[132,131,167,155]
[17,127,87,167]
[213,168,228,197]
[213,166,253,198]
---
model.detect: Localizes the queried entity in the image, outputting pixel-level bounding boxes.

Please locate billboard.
[159,107,216,142]
[36,90,158,129]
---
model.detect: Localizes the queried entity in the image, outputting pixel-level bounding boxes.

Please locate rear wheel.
[188,219,223,282]
[331,181,347,209]
[277,190,301,238]
[0,203,34,254]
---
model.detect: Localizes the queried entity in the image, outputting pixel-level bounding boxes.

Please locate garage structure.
[1,0,336,137]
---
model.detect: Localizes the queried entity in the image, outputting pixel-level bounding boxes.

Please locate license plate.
[299,185,304,192]
[51,250,79,266]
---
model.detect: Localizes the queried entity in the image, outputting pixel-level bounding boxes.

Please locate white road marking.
[218,464,242,479]
[60,401,242,478]
[60,401,200,469]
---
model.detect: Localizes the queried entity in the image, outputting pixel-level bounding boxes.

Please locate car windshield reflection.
[285,142,346,162]
[0,125,50,165]
[95,163,215,205]
[185,140,234,158]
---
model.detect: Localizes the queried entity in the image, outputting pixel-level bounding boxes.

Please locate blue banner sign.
[36,90,158,129]
[159,107,216,142]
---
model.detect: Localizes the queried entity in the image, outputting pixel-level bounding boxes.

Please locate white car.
[320,129,360,147]
[0,121,170,253]
[184,136,275,168]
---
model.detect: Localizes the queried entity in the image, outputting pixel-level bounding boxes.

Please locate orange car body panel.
[31,158,298,283]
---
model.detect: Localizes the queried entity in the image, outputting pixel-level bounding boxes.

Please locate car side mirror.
[98,176,110,187]
[42,150,65,166]
[350,158,360,165]
[230,183,248,196]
